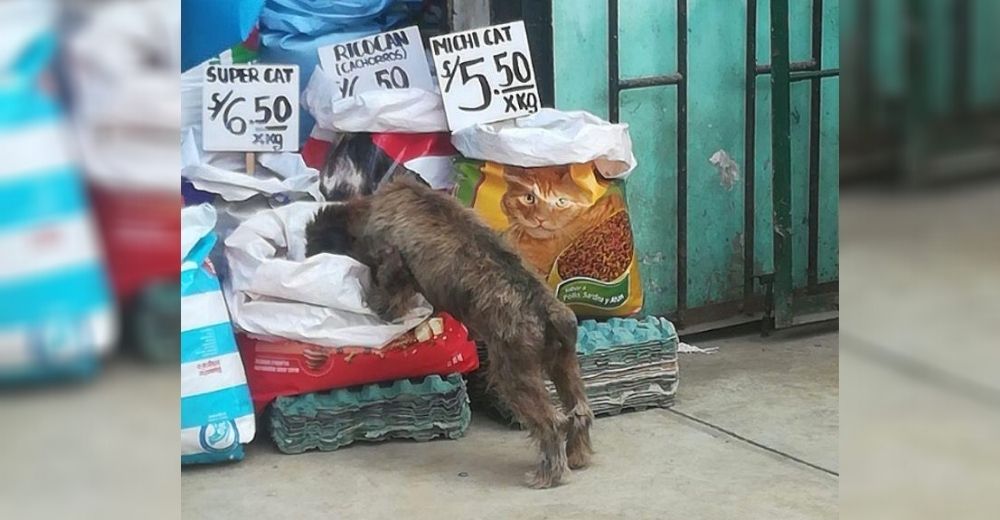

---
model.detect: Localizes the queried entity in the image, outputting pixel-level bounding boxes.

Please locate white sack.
[450,108,637,178]
[180,57,322,203]
[302,67,449,133]
[66,0,180,192]
[224,201,431,348]
[181,203,217,260]
[181,127,323,202]
[0,1,54,72]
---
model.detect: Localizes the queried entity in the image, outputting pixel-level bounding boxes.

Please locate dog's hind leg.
[550,346,594,469]
[488,348,569,489]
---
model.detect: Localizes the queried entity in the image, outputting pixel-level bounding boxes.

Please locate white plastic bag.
[450,108,637,178]
[180,57,322,204]
[302,67,449,133]
[224,201,431,348]
[66,0,180,192]
[181,127,323,202]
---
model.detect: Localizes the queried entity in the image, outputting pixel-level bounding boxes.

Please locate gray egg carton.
[469,317,679,425]
[270,374,471,454]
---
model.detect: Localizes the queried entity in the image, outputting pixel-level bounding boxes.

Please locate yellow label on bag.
[454,159,642,316]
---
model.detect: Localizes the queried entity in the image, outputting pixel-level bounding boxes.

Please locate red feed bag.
[301,131,457,194]
[89,185,181,301]
[238,313,479,412]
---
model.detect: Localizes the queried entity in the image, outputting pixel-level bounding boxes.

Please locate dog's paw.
[567,448,591,470]
[524,464,569,489]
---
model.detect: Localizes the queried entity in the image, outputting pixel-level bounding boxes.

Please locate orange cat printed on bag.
[454,160,642,317]
[501,165,624,276]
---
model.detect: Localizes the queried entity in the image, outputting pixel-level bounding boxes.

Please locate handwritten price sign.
[429,21,540,131]
[317,26,434,99]
[202,64,300,152]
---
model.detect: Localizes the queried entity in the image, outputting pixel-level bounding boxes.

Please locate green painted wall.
[842,0,1000,115]
[552,0,840,321]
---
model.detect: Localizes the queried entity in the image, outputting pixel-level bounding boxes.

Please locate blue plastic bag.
[181,205,255,464]
[181,0,266,71]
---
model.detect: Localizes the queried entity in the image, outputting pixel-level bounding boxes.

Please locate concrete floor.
[839,182,1000,519]
[182,327,838,519]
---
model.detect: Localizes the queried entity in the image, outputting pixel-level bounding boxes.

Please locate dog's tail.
[546,302,578,354]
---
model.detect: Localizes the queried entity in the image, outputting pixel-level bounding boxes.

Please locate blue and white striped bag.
[181,205,255,464]
[0,9,115,383]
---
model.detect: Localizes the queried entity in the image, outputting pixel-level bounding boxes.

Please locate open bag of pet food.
[300,65,456,200]
[182,51,320,209]
[224,201,432,346]
[180,33,324,246]
[181,205,255,464]
[224,201,477,407]
[451,109,642,317]
[258,0,424,141]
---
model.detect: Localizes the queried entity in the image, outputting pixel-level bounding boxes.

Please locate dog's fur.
[306,177,594,488]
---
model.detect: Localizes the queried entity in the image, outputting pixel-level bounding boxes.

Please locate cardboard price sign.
[317,26,434,99]
[430,21,540,131]
[202,64,300,152]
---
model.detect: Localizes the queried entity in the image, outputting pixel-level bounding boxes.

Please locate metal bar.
[953,0,970,114]
[608,0,620,123]
[755,60,817,75]
[796,280,838,296]
[790,68,840,81]
[523,0,555,107]
[743,0,757,310]
[676,0,689,320]
[807,0,823,289]
[904,0,929,178]
[618,73,684,90]
[490,1,554,106]
[770,0,793,328]
[858,0,874,127]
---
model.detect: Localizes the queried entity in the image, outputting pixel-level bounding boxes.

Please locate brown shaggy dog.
[305,177,594,488]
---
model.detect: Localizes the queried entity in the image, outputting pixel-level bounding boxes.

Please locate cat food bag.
[1,6,116,383]
[181,204,255,464]
[454,161,641,316]
[451,110,641,317]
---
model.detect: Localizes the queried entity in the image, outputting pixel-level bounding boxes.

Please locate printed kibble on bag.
[557,211,634,282]
[454,160,642,317]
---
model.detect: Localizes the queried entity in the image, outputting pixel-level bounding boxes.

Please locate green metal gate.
[489,0,840,332]
[840,0,1000,183]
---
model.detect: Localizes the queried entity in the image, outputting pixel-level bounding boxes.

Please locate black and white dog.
[318,134,408,201]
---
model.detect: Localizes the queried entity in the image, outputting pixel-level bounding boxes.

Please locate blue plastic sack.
[257,0,422,142]
[180,205,255,464]
[181,0,265,71]
[0,18,115,384]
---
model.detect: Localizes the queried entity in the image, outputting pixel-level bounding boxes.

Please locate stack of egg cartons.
[470,317,679,425]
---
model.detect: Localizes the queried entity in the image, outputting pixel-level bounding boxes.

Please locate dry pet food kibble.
[557,212,634,282]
